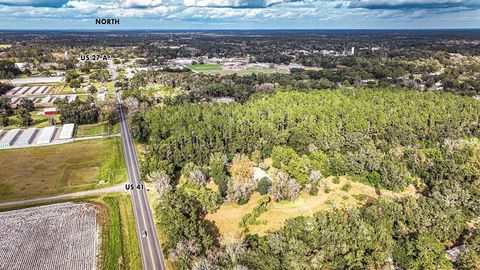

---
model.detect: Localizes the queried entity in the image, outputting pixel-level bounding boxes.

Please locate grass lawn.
[188,64,289,75]
[76,122,120,137]
[0,138,126,202]
[92,81,114,92]
[207,176,413,238]
[98,194,142,270]
[6,110,61,129]
[187,64,222,71]
[214,68,289,75]
[59,83,89,94]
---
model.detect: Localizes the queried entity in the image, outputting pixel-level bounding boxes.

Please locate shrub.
[308,185,319,196]
[271,171,300,201]
[309,170,322,183]
[258,163,270,171]
[352,194,368,202]
[239,196,270,228]
[366,171,381,187]
[341,183,352,192]
[332,176,340,184]
[256,177,271,195]
[237,198,249,205]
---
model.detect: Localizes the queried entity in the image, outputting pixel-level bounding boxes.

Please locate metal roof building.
[0,129,21,148]
[6,87,20,96]
[36,126,56,145]
[15,128,38,146]
[26,86,39,95]
[40,96,51,104]
[19,87,30,95]
[38,86,48,94]
[59,124,75,140]
[10,76,64,85]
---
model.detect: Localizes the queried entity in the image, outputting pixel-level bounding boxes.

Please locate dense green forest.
[136,89,479,189]
[135,88,480,269]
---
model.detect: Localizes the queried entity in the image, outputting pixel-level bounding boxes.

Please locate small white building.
[59,124,75,140]
[14,62,32,71]
[68,95,77,103]
[97,92,106,101]
[36,126,56,145]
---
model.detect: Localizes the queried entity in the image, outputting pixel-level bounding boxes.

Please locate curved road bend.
[117,92,166,270]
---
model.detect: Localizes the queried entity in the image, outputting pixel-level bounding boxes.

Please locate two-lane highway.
[117,92,166,270]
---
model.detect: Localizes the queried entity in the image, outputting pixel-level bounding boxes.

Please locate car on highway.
[141,230,148,238]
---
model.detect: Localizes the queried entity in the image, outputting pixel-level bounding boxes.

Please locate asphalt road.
[0,184,125,208]
[117,92,166,270]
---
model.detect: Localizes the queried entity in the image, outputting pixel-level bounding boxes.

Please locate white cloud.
[348,0,480,10]
[0,0,68,7]
[122,0,181,8]
[0,0,478,29]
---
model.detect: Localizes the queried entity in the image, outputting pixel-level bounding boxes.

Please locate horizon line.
[0,28,479,31]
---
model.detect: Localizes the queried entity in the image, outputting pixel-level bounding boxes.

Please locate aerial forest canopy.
[135,88,480,269]
[136,88,480,190]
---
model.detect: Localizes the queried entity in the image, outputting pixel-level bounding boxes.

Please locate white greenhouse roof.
[59,124,75,140]
[36,126,56,144]
[16,128,38,145]
[0,129,21,147]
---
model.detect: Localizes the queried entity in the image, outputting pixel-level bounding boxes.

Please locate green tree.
[393,233,452,270]
[156,191,217,255]
[17,98,34,112]
[256,177,271,195]
[16,107,32,127]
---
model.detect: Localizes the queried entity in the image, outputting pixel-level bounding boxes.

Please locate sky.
[0,0,478,29]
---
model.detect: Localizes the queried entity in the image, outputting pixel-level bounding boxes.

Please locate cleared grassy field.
[188,64,288,75]
[0,138,126,202]
[207,176,413,238]
[98,194,141,270]
[187,64,222,71]
[76,122,120,137]
[5,110,61,129]
[58,83,88,94]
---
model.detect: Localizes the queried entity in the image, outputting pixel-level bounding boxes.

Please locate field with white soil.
[0,202,98,270]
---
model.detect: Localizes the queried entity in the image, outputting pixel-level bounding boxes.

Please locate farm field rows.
[0,202,98,270]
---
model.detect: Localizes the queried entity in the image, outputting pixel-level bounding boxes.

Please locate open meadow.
[207,176,414,238]
[0,138,126,202]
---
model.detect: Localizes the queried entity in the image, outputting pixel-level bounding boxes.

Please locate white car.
[141,230,148,238]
